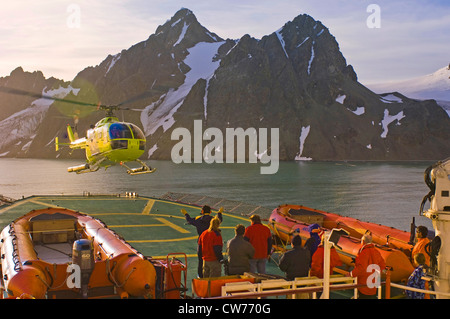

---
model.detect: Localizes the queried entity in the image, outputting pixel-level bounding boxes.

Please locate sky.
[0,0,449,86]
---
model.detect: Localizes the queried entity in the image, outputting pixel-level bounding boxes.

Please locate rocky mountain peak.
[0,67,67,122]
[0,9,448,161]
[153,7,223,49]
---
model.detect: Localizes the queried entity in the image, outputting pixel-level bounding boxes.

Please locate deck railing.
[206,274,383,299]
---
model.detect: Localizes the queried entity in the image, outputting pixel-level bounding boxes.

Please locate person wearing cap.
[181,205,223,277]
[198,217,224,278]
[227,224,255,275]
[304,223,322,257]
[348,231,386,298]
[411,226,430,267]
[279,235,311,280]
[244,214,272,274]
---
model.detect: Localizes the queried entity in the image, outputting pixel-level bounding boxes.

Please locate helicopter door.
[129,124,146,150]
[87,128,100,155]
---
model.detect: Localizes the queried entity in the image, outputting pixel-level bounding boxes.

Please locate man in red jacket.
[349,232,386,298]
[244,214,272,274]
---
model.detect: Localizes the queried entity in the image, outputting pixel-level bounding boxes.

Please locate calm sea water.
[0,158,435,232]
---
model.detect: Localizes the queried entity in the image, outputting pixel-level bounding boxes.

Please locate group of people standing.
[181,207,342,288]
[181,206,272,279]
[181,205,433,299]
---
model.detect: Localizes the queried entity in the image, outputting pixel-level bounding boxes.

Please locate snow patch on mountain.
[380,94,403,103]
[140,41,225,137]
[203,75,213,120]
[106,53,121,75]
[380,109,405,138]
[0,85,79,152]
[307,42,315,75]
[275,28,289,59]
[335,94,346,104]
[295,125,312,161]
[348,106,365,115]
[174,22,189,47]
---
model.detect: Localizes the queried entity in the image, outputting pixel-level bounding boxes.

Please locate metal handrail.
[388,282,450,299]
[208,275,376,299]
[209,281,373,299]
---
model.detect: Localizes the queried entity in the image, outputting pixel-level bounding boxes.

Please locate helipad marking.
[142,199,155,215]
[30,199,62,209]
[108,217,190,234]
[108,223,166,228]
[0,197,250,245]
[128,236,199,243]
[155,217,190,233]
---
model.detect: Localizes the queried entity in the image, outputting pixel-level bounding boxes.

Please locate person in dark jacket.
[304,223,321,257]
[279,235,311,280]
[227,224,255,275]
[181,205,223,277]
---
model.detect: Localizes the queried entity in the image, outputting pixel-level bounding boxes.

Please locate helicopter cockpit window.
[130,124,145,140]
[109,123,132,139]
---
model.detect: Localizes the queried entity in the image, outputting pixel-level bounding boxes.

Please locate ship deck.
[0,193,368,299]
[0,193,291,297]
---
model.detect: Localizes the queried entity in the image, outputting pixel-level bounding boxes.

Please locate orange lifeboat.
[268,204,415,282]
[0,207,157,299]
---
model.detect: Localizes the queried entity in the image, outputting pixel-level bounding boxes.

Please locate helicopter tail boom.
[67,124,76,142]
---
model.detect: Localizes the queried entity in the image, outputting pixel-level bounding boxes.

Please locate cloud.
[0,0,448,84]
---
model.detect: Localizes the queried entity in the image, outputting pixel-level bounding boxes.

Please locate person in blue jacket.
[406,253,428,299]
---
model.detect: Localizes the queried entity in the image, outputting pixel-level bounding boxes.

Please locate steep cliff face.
[0,67,76,157]
[0,8,448,161]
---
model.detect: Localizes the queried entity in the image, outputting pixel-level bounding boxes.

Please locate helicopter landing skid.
[68,163,101,174]
[121,159,156,175]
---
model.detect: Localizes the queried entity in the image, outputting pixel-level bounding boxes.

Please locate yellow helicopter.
[1,87,155,175]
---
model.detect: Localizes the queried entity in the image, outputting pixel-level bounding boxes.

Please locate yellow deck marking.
[109,224,166,228]
[0,196,249,247]
[151,253,197,259]
[29,199,64,209]
[128,236,198,243]
[0,197,63,214]
[155,217,190,234]
[142,199,155,215]
[150,252,229,259]
[0,198,32,214]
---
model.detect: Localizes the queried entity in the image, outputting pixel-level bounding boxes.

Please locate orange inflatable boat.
[0,207,157,299]
[268,205,415,282]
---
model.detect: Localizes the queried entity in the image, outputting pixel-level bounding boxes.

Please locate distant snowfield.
[0,86,79,154]
[366,66,450,116]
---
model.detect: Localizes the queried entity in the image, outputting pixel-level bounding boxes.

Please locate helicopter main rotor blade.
[0,87,105,108]
[115,90,157,109]
[0,86,158,113]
